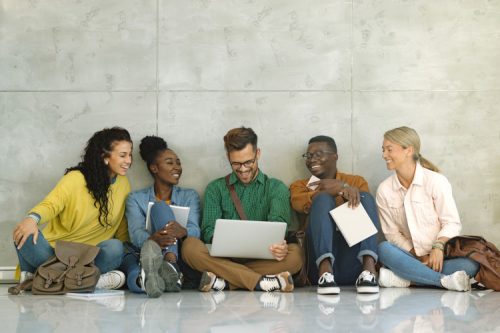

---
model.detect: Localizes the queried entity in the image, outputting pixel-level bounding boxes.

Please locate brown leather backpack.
[445,235,500,291]
[31,240,101,295]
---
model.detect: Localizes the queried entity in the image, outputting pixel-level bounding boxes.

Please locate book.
[65,289,125,299]
[145,202,190,232]
[329,202,377,247]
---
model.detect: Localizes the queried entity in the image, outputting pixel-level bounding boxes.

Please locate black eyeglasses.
[230,152,258,169]
[302,151,336,161]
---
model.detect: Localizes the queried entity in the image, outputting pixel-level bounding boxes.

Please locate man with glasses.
[290,135,380,295]
[182,127,302,292]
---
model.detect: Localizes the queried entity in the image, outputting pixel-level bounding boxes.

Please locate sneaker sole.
[161,261,181,292]
[140,241,165,298]
[317,286,340,295]
[199,272,214,292]
[357,285,380,294]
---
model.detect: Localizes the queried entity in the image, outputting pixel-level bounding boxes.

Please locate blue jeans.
[150,201,178,257]
[121,201,200,293]
[378,241,480,287]
[15,233,124,274]
[307,192,380,285]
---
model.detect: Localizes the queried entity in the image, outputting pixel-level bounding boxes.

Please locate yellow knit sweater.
[31,171,130,247]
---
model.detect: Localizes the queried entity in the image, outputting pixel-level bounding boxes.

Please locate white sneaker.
[378,267,410,288]
[440,270,471,292]
[258,272,294,292]
[96,270,126,290]
[199,272,226,292]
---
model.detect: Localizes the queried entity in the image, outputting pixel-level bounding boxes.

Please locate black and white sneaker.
[355,270,379,294]
[317,272,340,295]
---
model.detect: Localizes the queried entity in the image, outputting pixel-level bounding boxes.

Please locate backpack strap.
[225,174,247,220]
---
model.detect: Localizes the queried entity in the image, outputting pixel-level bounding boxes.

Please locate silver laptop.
[207,219,287,260]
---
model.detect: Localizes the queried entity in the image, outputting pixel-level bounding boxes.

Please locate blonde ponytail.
[384,126,440,172]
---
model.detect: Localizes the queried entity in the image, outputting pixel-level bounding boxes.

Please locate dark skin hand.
[309,179,361,208]
[148,220,187,247]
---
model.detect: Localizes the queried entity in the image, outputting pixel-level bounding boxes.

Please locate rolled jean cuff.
[316,253,334,268]
[357,250,378,264]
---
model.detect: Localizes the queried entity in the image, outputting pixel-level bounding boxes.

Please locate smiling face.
[382,139,414,171]
[106,140,133,177]
[150,149,182,186]
[305,141,338,179]
[228,143,260,185]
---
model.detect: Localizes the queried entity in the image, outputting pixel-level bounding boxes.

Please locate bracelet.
[432,242,445,251]
[26,213,41,225]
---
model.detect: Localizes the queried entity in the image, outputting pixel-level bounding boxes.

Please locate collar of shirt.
[228,169,265,186]
[147,184,181,205]
[391,163,424,191]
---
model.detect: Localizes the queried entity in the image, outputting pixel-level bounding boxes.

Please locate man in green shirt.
[182,127,302,292]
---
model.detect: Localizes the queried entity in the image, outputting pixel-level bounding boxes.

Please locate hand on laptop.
[269,240,288,261]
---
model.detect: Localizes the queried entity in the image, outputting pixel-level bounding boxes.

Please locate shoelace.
[319,272,335,285]
[212,277,226,291]
[358,270,375,283]
[259,276,281,292]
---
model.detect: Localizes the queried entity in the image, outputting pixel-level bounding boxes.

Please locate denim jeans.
[307,192,380,285]
[121,201,200,293]
[15,233,124,274]
[378,241,480,287]
[150,201,178,257]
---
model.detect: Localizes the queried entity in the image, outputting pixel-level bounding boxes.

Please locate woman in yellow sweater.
[12,127,133,290]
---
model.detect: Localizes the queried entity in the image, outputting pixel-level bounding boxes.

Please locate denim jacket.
[126,185,201,249]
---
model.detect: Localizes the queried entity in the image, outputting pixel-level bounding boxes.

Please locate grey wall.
[1,0,499,265]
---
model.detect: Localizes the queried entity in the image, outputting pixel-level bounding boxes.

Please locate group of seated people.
[12,125,479,298]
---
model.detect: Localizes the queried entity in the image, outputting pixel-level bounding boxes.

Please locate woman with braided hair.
[12,127,133,290]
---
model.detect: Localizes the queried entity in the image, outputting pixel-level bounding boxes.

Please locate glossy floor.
[1,285,498,332]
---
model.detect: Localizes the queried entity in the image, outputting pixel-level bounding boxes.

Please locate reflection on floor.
[1,285,499,332]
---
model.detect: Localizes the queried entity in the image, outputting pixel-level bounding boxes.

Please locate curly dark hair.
[139,136,168,176]
[66,127,132,228]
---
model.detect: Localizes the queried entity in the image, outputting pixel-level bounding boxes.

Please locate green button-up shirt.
[202,170,291,243]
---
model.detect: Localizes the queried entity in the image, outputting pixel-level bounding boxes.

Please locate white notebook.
[329,202,377,247]
[145,202,190,232]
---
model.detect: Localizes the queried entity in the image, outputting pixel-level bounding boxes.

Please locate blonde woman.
[376,126,478,291]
